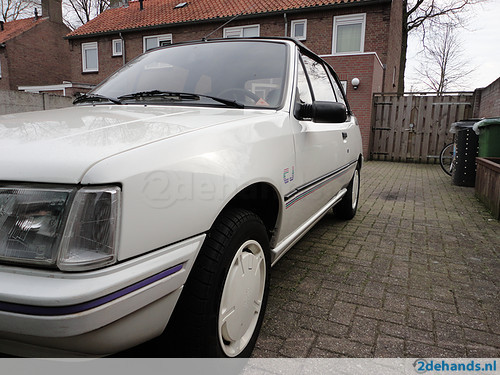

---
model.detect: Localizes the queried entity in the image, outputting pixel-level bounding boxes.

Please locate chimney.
[0,21,4,31]
[41,0,63,23]
[139,0,144,10]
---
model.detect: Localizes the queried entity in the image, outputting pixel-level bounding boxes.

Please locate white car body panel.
[0,105,280,184]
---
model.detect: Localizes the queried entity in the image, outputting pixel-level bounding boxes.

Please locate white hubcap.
[352,169,359,209]
[218,240,266,357]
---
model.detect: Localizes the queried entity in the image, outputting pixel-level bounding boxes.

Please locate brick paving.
[254,161,500,358]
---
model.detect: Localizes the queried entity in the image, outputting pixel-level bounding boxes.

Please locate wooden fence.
[370,93,475,162]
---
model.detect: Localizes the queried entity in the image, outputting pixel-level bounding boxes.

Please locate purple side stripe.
[0,263,183,316]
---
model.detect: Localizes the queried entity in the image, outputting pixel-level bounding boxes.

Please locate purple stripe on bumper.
[0,263,183,316]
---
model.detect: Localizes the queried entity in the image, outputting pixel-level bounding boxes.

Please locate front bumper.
[0,234,205,357]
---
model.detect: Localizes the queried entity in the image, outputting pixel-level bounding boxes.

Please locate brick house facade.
[66,0,403,156]
[0,0,72,91]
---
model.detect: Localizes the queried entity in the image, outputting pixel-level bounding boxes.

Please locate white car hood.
[0,105,266,184]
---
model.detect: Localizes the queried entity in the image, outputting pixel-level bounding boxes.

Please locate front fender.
[81,112,294,261]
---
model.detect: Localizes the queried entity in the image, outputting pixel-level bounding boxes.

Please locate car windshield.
[90,40,288,109]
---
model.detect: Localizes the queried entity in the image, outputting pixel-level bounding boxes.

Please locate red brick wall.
[0,50,11,91]
[384,0,402,92]
[68,1,397,88]
[4,20,71,90]
[477,77,500,118]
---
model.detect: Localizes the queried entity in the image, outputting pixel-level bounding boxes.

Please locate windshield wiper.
[117,90,244,109]
[73,93,122,105]
[198,93,244,109]
[118,90,198,101]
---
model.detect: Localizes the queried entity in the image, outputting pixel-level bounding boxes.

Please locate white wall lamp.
[351,77,360,90]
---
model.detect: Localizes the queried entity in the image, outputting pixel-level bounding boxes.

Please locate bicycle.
[439,142,456,176]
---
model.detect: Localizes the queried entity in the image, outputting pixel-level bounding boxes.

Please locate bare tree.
[63,0,109,30]
[1,0,39,21]
[414,24,474,94]
[398,0,486,93]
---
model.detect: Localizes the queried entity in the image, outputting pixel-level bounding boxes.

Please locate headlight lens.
[58,186,121,271]
[0,185,121,271]
[0,187,74,266]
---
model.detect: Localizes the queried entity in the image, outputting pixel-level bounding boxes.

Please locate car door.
[284,51,356,230]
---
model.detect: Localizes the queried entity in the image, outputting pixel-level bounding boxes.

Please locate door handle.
[342,132,348,140]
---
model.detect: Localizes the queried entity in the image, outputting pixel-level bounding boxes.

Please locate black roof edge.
[65,0,391,40]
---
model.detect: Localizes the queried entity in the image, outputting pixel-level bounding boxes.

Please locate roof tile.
[67,0,362,37]
[0,17,46,43]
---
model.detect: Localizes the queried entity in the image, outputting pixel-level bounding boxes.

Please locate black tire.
[439,142,454,176]
[166,208,270,357]
[335,166,360,220]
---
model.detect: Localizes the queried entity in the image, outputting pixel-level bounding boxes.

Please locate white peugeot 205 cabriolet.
[0,37,362,357]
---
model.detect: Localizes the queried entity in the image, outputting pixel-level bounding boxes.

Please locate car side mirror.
[295,101,347,123]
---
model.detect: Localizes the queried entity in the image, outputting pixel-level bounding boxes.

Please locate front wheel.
[335,166,360,220]
[167,208,270,357]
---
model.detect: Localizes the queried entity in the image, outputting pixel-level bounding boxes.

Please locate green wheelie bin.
[473,118,500,157]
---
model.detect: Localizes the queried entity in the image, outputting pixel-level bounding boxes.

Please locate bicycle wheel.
[439,142,455,176]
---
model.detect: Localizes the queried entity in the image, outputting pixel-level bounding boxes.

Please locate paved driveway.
[254,161,500,358]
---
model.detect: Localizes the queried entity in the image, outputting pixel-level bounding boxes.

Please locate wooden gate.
[370,93,475,162]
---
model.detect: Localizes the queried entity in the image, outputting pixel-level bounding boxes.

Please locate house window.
[223,25,260,38]
[291,19,307,40]
[333,14,366,54]
[82,42,98,73]
[112,39,123,56]
[143,34,172,52]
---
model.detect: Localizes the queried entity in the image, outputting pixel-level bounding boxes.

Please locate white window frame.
[291,19,307,41]
[112,39,123,56]
[143,34,173,53]
[332,13,366,55]
[82,42,98,73]
[223,24,260,38]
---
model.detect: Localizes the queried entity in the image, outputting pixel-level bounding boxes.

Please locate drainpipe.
[119,32,126,66]
[284,13,288,37]
[382,64,386,94]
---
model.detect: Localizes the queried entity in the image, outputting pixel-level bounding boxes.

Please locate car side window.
[297,57,313,105]
[301,55,336,102]
[326,67,347,106]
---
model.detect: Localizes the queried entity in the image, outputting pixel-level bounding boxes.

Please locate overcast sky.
[405,0,500,91]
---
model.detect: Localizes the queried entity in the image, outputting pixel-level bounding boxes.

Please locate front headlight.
[0,185,121,271]
[58,186,121,271]
[0,186,74,266]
